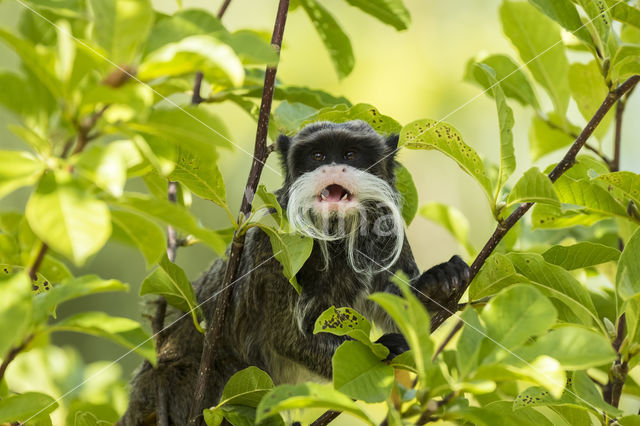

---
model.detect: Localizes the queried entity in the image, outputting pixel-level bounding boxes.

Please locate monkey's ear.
[277,134,291,157]
[385,134,399,151]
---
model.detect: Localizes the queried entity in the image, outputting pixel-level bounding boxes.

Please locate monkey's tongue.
[320,184,350,202]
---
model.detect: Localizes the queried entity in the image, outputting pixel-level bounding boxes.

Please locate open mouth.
[318,184,352,202]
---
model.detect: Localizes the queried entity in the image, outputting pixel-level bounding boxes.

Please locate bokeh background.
[1,0,639,393]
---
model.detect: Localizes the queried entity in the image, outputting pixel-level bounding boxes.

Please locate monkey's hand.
[375,333,409,361]
[412,255,471,313]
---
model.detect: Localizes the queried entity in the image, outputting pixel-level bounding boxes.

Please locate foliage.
[0,0,639,424]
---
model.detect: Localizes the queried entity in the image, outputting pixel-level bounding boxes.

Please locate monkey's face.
[278,120,405,272]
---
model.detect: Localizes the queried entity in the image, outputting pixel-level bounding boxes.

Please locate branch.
[430,74,640,331]
[603,314,628,408]
[309,411,341,426]
[217,0,232,19]
[0,335,33,382]
[188,2,290,424]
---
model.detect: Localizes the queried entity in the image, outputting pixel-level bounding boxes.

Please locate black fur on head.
[277,120,399,186]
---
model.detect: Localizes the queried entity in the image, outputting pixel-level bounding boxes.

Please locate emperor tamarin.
[121,120,471,424]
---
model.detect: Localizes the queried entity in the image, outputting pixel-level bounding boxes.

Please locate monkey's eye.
[343,151,356,161]
[312,152,325,161]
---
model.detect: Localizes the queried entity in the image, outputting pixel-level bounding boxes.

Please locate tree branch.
[0,335,33,382]
[188,2,290,424]
[217,0,232,19]
[309,411,341,426]
[430,74,640,331]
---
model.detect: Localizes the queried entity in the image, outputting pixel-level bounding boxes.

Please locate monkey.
[120,120,471,425]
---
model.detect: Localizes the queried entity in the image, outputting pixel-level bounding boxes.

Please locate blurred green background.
[1,0,639,385]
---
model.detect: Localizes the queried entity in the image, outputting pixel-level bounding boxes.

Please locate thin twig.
[0,335,33,382]
[603,314,628,408]
[584,143,613,166]
[429,74,640,331]
[187,2,290,425]
[416,392,455,425]
[192,71,204,105]
[71,105,109,155]
[217,0,232,19]
[28,242,48,281]
[309,411,341,426]
[432,320,464,361]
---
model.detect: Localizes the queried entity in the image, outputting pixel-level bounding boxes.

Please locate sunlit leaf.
[306,103,401,135]
[575,0,612,56]
[140,255,203,332]
[529,115,575,161]
[469,63,515,197]
[0,151,44,200]
[500,1,570,115]
[218,367,275,407]
[542,242,620,270]
[26,172,111,266]
[572,370,622,417]
[0,273,32,358]
[455,307,486,379]
[597,171,640,206]
[87,0,153,64]
[110,210,166,267]
[569,61,613,140]
[168,146,227,209]
[402,119,493,207]
[344,0,411,31]
[617,227,640,300]
[48,311,156,365]
[313,306,389,359]
[506,167,559,208]
[256,383,374,425]
[299,0,354,79]
[395,164,418,225]
[529,0,592,45]
[464,54,539,108]
[469,253,526,299]
[332,341,394,403]
[0,392,57,424]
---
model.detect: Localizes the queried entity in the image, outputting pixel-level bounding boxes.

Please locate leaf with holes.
[401,119,493,207]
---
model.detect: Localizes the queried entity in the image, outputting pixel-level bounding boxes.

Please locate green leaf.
[273,101,318,135]
[8,125,51,156]
[470,63,516,198]
[529,0,593,45]
[217,366,275,407]
[514,385,580,410]
[168,146,227,209]
[369,274,433,384]
[116,194,226,254]
[26,172,111,266]
[299,0,354,79]
[624,295,640,358]
[480,284,557,355]
[606,0,640,29]
[0,72,32,120]
[0,29,62,100]
[0,273,32,358]
[306,103,401,135]
[248,85,351,110]
[87,0,153,64]
[332,341,394,403]
[140,255,203,332]
[138,35,244,86]
[313,306,389,359]
[221,30,279,65]
[419,202,475,256]
[464,54,539,107]
[508,253,598,319]
[48,311,156,365]
[0,151,44,199]
[529,115,575,161]
[469,253,526,299]
[572,370,623,417]
[33,275,128,323]
[455,307,486,379]
[500,1,570,115]
[111,210,167,267]
[143,8,226,56]
[507,167,560,208]
[553,175,628,218]
[394,164,418,225]
[256,383,374,425]
[542,242,620,270]
[575,0,612,56]
[568,61,613,140]
[518,326,616,370]
[257,226,313,294]
[0,392,57,423]
[402,119,492,207]
[75,143,129,197]
[129,106,232,155]
[597,171,640,206]
[343,0,411,30]
[617,227,640,300]
[531,204,608,229]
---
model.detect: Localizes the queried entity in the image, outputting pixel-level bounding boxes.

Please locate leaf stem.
[430,75,640,331]
[187,2,290,424]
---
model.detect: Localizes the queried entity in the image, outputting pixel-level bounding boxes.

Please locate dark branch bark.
[217,0,232,19]
[603,314,628,408]
[309,410,341,426]
[0,335,33,382]
[187,2,289,425]
[430,74,640,331]
[28,242,48,281]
